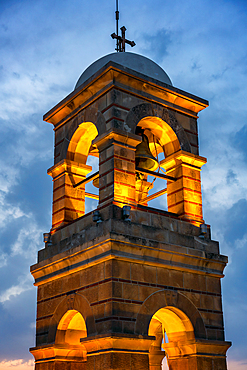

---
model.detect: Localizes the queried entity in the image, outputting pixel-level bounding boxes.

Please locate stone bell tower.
[30,51,231,370]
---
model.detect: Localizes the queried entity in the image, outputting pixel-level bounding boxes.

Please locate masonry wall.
[35,206,225,348]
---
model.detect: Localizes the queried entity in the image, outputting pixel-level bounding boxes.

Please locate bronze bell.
[93,176,99,188]
[135,132,158,171]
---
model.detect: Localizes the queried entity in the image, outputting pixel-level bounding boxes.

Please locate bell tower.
[30,51,231,370]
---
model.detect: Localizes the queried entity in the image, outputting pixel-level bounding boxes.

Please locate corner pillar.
[94,129,141,208]
[149,349,165,370]
[48,159,92,232]
[30,344,87,370]
[161,150,207,226]
[81,333,154,370]
[163,339,231,370]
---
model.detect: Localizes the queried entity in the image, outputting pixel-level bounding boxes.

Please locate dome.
[75,52,172,89]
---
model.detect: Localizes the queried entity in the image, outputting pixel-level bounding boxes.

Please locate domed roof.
[75,52,172,89]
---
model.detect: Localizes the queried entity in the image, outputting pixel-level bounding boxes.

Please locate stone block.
[184,272,206,292]
[213,296,223,312]
[85,264,105,285]
[103,106,128,122]
[131,263,145,282]
[200,311,224,328]
[200,294,214,310]
[112,301,140,318]
[98,281,112,301]
[92,303,105,320]
[206,328,217,340]
[112,281,123,298]
[96,320,113,334]
[82,286,99,304]
[112,260,131,280]
[143,265,157,284]
[138,285,160,302]
[182,291,201,308]
[100,158,114,175]
[196,357,213,370]
[156,267,170,286]
[206,276,221,294]
[105,260,113,279]
[122,320,135,334]
[123,283,139,300]
[37,296,63,318]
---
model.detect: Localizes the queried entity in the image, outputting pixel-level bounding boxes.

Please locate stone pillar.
[160,150,207,226]
[48,159,92,232]
[94,129,141,209]
[30,344,87,370]
[149,349,165,370]
[163,339,231,370]
[81,333,154,370]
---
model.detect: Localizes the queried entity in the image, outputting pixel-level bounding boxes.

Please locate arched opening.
[55,309,87,345]
[137,116,180,158]
[148,307,195,370]
[67,122,99,214]
[67,122,98,164]
[135,117,181,209]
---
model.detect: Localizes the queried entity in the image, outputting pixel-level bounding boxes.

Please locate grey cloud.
[226,169,238,185]
[140,29,173,63]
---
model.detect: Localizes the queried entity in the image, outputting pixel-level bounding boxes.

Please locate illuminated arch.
[55,309,87,345]
[149,306,194,343]
[66,122,98,164]
[48,293,96,344]
[148,306,195,369]
[137,116,181,158]
[135,289,206,339]
[124,102,191,153]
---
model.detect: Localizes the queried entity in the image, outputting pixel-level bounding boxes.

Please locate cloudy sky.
[0,0,247,369]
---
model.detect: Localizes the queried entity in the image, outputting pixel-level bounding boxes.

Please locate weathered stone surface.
[32,59,230,370]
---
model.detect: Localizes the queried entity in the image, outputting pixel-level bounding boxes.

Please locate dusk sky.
[0,0,247,369]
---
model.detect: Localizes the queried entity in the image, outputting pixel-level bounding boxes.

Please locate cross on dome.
[111,26,136,52]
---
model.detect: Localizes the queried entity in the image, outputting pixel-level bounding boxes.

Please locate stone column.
[81,333,154,370]
[30,344,87,370]
[93,128,141,209]
[160,150,207,226]
[163,339,231,370]
[48,159,92,232]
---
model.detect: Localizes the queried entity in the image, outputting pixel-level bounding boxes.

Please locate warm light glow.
[56,309,87,345]
[149,306,194,344]
[137,116,181,157]
[67,122,98,164]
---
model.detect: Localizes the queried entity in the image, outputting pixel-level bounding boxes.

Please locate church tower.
[30,38,231,369]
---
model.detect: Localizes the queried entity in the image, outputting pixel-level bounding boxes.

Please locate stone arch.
[148,306,195,369]
[66,121,98,164]
[125,103,191,153]
[149,306,195,342]
[135,289,206,340]
[137,116,181,158]
[59,106,106,162]
[48,292,97,344]
[55,309,87,345]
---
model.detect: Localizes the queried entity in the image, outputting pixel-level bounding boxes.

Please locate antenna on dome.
[111,0,136,52]
[115,0,120,52]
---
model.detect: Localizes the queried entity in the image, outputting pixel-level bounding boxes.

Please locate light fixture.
[93,210,102,223]
[122,205,131,221]
[199,223,207,239]
[43,233,51,245]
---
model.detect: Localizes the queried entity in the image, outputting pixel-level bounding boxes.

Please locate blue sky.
[0,0,247,369]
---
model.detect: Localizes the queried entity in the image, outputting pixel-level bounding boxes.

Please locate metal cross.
[111,26,136,52]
